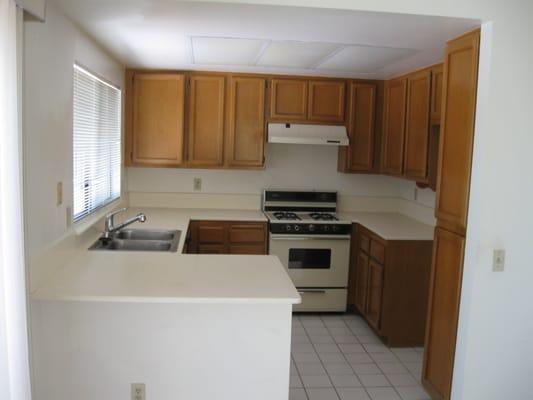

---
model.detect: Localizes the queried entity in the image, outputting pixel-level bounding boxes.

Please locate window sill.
[72,198,126,235]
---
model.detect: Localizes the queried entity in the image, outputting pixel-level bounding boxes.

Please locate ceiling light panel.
[317,45,418,73]
[257,41,341,69]
[192,37,268,65]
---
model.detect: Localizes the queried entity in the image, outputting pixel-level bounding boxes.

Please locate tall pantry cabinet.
[422,29,480,400]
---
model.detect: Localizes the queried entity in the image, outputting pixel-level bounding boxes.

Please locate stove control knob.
[294,225,301,232]
[285,225,291,232]
[308,224,316,232]
[323,225,330,232]
[332,225,339,232]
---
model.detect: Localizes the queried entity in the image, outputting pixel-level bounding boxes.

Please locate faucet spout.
[103,209,146,238]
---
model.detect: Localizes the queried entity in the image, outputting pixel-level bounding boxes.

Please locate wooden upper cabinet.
[346,83,377,172]
[431,64,444,125]
[308,80,346,123]
[382,78,407,176]
[187,75,226,167]
[226,77,266,167]
[436,30,480,235]
[269,79,308,121]
[129,73,185,167]
[404,69,431,182]
[423,227,465,400]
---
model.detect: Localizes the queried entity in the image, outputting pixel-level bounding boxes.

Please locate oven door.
[269,234,350,288]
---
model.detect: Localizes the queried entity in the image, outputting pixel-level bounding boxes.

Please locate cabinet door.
[436,30,480,235]
[269,79,308,121]
[131,73,185,166]
[382,78,407,176]
[404,70,431,182]
[347,83,376,172]
[355,251,369,314]
[308,80,346,123]
[431,64,444,125]
[187,75,225,166]
[422,227,465,400]
[197,221,226,244]
[366,260,384,331]
[198,244,226,254]
[229,244,266,255]
[226,77,266,167]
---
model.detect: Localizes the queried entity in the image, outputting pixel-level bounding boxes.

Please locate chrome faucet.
[103,208,146,239]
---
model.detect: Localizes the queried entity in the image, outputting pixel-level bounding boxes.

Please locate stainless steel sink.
[89,229,181,252]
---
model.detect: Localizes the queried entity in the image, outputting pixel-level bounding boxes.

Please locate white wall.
[23,2,124,259]
[206,1,532,399]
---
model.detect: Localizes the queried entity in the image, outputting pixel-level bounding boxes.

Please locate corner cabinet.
[349,224,433,347]
[126,72,186,167]
[381,78,407,176]
[187,74,226,167]
[338,82,378,173]
[226,77,266,168]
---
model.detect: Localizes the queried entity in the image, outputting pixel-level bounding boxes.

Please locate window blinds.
[73,64,121,222]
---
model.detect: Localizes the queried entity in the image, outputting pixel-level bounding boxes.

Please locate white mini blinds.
[73,64,121,222]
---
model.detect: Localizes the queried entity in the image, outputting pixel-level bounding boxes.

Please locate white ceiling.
[51,0,480,79]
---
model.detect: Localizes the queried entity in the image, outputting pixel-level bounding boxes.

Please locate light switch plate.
[131,383,145,400]
[193,177,202,191]
[492,249,505,272]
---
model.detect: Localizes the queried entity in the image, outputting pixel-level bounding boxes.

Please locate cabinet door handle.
[298,289,326,294]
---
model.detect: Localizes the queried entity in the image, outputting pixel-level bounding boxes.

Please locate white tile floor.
[290,314,430,400]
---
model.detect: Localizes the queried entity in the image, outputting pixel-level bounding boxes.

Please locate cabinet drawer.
[229,223,266,243]
[360,234,370,253]
[197,222,226,244]
[229,244,266,255]
[198,244,226,254]
[370,240,386,264]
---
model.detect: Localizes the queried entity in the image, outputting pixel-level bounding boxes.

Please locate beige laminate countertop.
[339,212,435,241]
[31,208,300,305]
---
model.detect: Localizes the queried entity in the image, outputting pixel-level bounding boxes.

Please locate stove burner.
[309,212,339,221]
[273,211,301,221]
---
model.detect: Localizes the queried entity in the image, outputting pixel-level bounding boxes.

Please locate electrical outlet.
[193,177,202,191]
[131,383,145,400]
[493,249,505,272]
[56,182,63,206]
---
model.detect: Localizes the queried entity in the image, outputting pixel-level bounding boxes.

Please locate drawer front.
[198,244,226,254]
[229,223,266,243]
[229,244,266,255]
[370,240,386,264]
[197,222,226,244]
[293,289,347,312]
[360,234,370,253]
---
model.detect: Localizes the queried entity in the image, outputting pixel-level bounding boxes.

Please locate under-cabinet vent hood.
[267,123,349,146]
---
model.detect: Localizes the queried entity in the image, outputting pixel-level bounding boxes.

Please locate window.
[73,64,122,222]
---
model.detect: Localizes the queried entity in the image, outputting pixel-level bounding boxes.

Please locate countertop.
[339,212,434,241]
[31,208,299,304]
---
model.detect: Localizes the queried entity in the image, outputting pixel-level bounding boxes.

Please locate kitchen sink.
[89,229,181,252]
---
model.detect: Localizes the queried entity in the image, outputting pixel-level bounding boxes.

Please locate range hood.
[267,123,349,146]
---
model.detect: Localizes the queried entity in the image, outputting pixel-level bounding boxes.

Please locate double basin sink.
[89,229,181,252]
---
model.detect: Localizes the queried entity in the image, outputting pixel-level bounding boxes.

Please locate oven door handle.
[270,234,350,241]
[297,289,327,294]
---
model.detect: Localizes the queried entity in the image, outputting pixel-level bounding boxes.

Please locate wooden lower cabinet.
[422,227,466,400]
[187,220,267,255]
[348,224,433,346]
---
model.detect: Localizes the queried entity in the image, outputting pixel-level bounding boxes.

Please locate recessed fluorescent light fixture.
[191,36,268,65]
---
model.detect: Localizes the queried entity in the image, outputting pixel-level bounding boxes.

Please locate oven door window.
[288,248,332,269]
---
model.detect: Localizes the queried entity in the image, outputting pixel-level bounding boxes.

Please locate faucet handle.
[106,207,127,219]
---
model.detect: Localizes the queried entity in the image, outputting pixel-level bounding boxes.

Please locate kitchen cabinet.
[308,80,346,123]
[423,227,465,400]
[269,79,308,121]
[187,220,267,255]
[423,29,480,400]
[349,224,432,346]
[381,78,407,176]
[338,82,378,173]
[226,76,266,167]
[127,72,186,167]
[435,31,480,236]
[187,74,226,167]
[431,64,444,125]
[404,69,431,182]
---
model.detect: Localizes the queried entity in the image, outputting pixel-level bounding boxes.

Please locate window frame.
[72,62,123,225]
